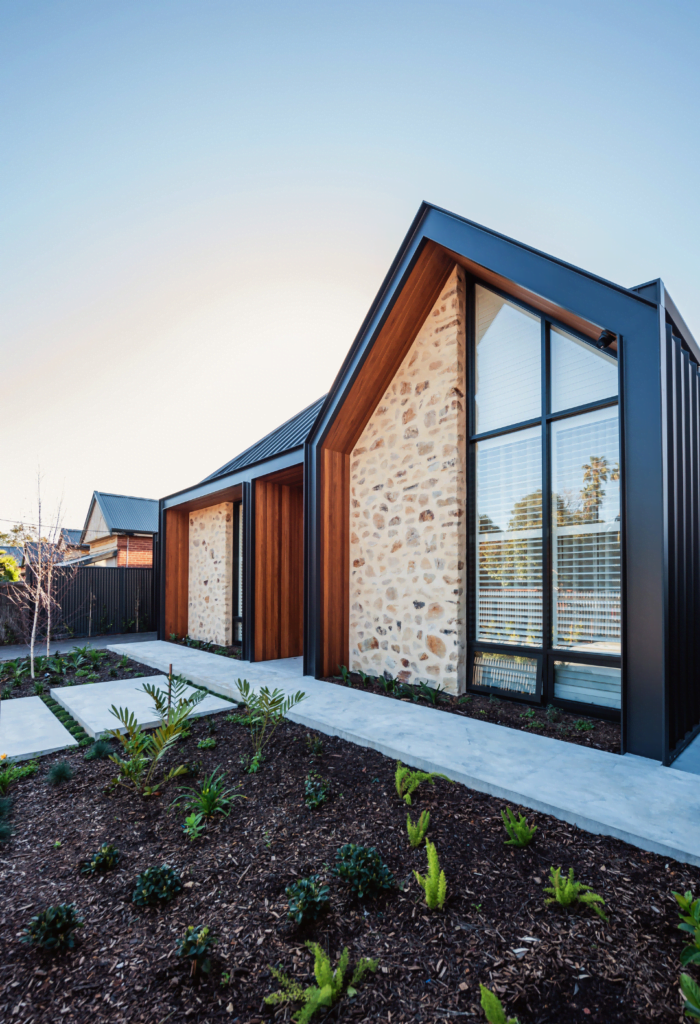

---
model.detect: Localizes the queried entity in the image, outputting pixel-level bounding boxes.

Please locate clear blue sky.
[2,0,699,531]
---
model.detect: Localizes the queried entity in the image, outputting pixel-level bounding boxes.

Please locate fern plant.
[406,810,430,848]
[395,761,452,805]
[680,973,700,1019]
[414,839,446,910]
[235,679,306,759]
[544,866,608,922]
[265,941,378,1023]
[501,807,537,848]
[479,983,519,1023]
[673,890,700,965]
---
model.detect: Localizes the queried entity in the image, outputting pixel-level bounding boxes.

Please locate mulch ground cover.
[0,650,153,700]
[0,705,693,1024]
[322,670,621,755]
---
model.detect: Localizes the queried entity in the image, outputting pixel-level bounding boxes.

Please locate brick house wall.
[116,535,153,568]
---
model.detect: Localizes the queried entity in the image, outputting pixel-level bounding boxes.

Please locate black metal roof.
[60,528,84,547]
[82,492,159,541]
[202,396,326,483]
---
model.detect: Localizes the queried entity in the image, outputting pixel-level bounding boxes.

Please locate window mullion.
[541,321,552,700]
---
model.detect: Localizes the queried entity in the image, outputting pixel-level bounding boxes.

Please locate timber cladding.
[254,465,304,661]
[316,241,456,677]
[164,507,189,639]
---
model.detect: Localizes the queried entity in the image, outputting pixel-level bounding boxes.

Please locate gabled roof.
[202,396,326,483]
[81,491,159,542]
[60,528,84,547]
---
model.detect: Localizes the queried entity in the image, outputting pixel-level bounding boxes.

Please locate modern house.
[157,202,700,766]
[78,491,159,567]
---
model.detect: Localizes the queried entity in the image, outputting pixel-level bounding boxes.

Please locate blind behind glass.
[550,326,618,413]
[476,426,542,646]
[551,408,620,653]
[474,285,541,435]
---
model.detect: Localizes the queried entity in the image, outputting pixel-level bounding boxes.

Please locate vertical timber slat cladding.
[320,449,350,676]
[254,468,304,661]
[665,328,700,759]
[187,503,233,646]
[164,508,189,639]
[349,267,467,693]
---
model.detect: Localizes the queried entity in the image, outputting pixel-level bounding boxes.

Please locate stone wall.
[348,266,467,694]
[188,503,233,646]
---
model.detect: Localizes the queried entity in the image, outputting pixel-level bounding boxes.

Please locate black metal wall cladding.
[665,325,700,760]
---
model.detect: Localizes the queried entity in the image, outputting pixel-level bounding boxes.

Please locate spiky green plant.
[265,941,378,1023]
[413,839,446,910]
[479,983,519,1023]
[338,665,351,686]
[501,807,537,848]
[84,739,112,761]
[394,761,452,805]
[680,973,700,1019]
[544,866,608,922]
[47,762,74,786]
[406,810,430,848]
[176,766,243,818]
[673,890,700,965]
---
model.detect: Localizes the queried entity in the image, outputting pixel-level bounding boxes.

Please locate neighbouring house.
[156,202,700,767]
[57,528,88,560]
[78,491,158,567]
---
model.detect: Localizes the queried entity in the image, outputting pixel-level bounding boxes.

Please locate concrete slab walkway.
[109,640,700,868]
[0,633,157,662]
[0,696,78,761]
[51,676,233,738]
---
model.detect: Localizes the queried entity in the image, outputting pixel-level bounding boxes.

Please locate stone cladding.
[349,266,467,694]
[188,502,233,646]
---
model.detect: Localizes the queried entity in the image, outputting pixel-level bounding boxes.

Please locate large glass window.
[474,651,537,695]
[550,327,618,412]
[474,285,541,434]
[476,426,542,647]
[551,408,620,653]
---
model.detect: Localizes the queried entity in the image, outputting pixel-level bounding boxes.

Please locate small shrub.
[235,679,306,761]
[545,704,561,723]
[108,667,118,679]
[240,751,265,774]
[119,654,130,669]
[78,736,92,747]
[501,807,537,848]
[82,843,121,875]
[47,762,74,786]
[183,812,205,841]
[265,941,377,1022]
[338,664,351,686]
[575,719,594,732]
[132,865,183,907]
[417,681,447,706]
[406,810,430,848]
[197,736,216,750]
[0,795,13,842]
[304,772,330,809]
[414,839,446,910]
[177,767,243,819]
[1,686,10,700]
[0,759,38,795]
[544,866,608,921]
[394,761,452,805]
[333,844,394,899]
[84,739,112,760]
[286,875,330,926]
[680,973,700,1019]
[673,890,700,965]
[305,733,324,756]
[520,707,535,719]
[33,681,45,695]
[479,983,519,1023]
[380,674,397,694]
[178,924,217,978]
[22,903,83,951]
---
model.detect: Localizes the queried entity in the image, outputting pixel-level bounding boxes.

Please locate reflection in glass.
[551,408,620,653]
[473,651,537,695]
[550,327,618,413]
[476,426,542,646]
[475,285,541,434]
[554,661,621,709]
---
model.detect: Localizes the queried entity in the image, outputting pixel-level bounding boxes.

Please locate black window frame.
[466,276,622,721]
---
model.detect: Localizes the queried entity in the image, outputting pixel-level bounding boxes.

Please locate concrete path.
[51,676,233,738]
[109,640,700,868]
[0,633,157,662]
[0,696,78,761]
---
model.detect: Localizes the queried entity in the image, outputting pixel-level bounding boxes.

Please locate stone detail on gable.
[349,266,467,694]
[188,502,233,646]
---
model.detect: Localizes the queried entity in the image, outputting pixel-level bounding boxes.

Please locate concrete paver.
[0,696,78,762]
[50,676,233,738]
[109,639,700,868]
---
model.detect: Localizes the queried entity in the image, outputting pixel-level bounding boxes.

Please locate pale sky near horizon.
[2,0,699,533]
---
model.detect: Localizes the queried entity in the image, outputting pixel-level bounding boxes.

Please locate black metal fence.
[665,325,700,762]
[0,566,155,642]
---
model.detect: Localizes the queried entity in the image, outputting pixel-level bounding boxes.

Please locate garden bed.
[323,670,621,755]
[169,635,243,660]
[0,709,692,1023]
[0,649,151,701]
